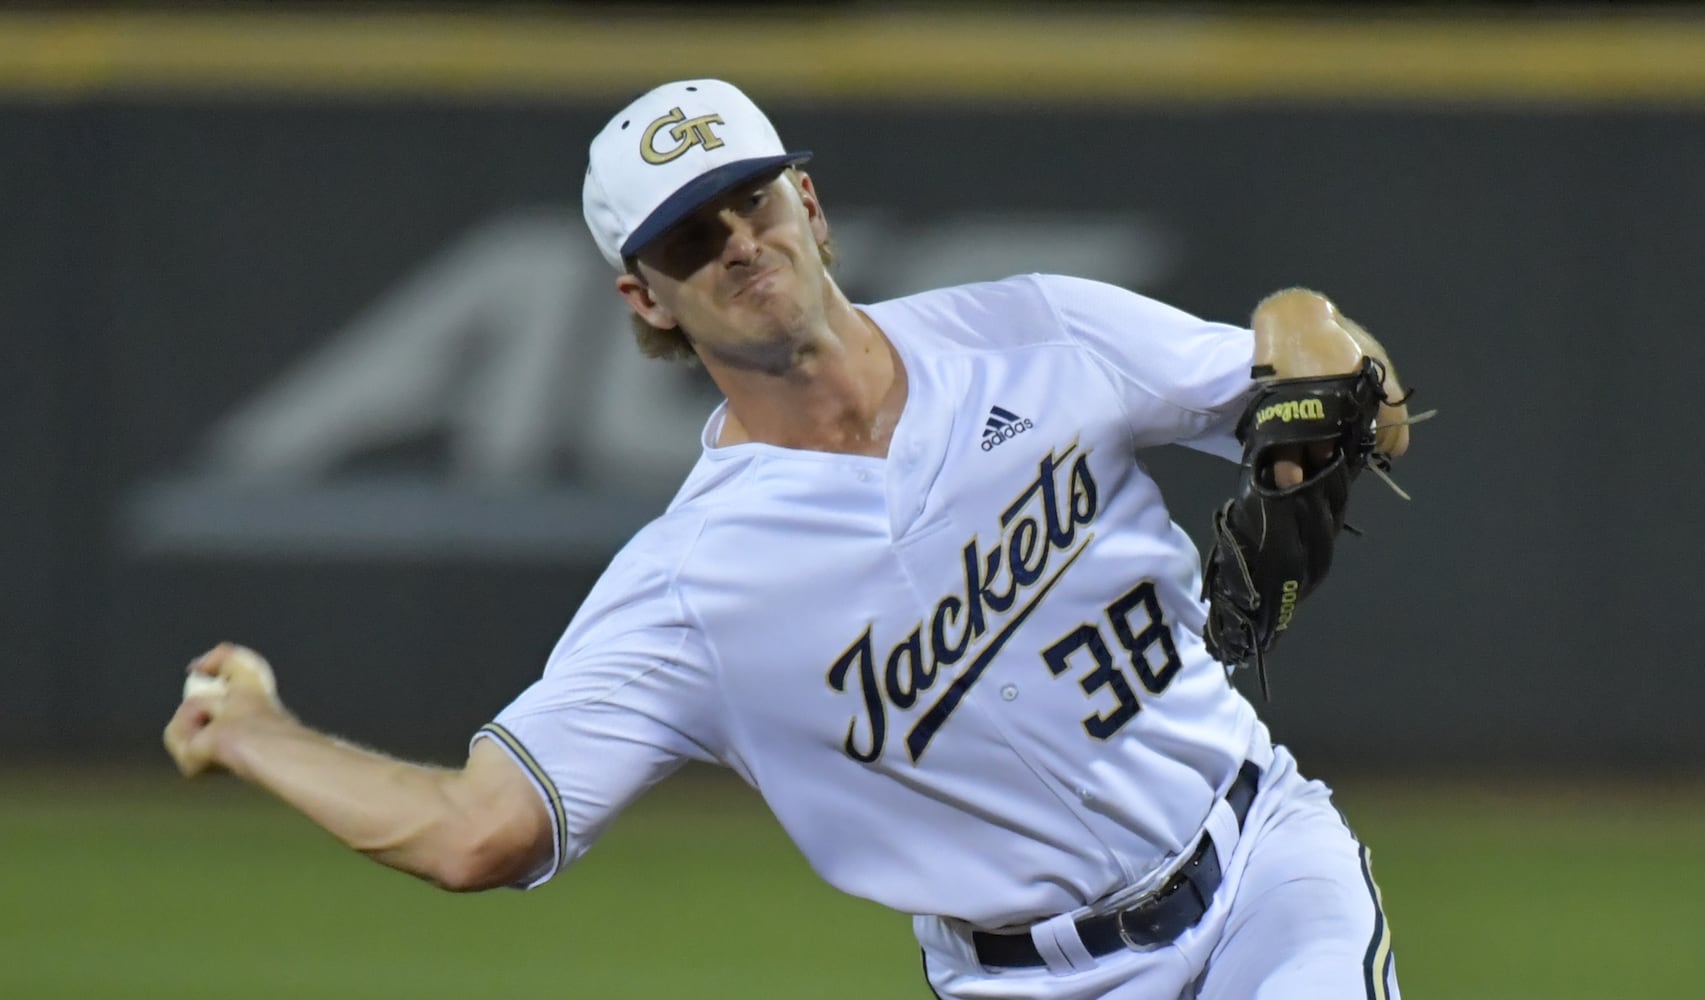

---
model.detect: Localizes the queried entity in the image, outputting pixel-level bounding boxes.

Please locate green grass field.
[2,766,1701,998]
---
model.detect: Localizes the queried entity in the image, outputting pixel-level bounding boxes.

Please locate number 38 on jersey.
[825,442,1183,765]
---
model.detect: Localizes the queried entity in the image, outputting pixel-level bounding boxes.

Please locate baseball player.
[165,79,1414,999]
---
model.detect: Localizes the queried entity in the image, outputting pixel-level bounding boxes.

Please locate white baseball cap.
[582,79,812,269]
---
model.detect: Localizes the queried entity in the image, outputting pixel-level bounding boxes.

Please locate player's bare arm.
[163,643,552,892]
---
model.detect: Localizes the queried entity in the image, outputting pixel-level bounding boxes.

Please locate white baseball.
[182,672,229,700]
[181,646,278,701]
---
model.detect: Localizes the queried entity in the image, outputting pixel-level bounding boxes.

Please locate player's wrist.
[212,707,302,783]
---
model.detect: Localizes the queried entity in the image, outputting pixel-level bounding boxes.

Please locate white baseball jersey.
[475,273,1266,929]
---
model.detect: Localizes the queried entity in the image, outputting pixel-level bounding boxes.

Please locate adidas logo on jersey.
[980,406,1034,451]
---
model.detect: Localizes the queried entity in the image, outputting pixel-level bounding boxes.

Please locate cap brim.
[619,151,812,260]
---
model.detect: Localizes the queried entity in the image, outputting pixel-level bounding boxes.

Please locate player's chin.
[739,294,808,337]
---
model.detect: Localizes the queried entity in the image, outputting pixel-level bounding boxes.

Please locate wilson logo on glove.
[1253,398,1326,428]
[1275,580,1301,632]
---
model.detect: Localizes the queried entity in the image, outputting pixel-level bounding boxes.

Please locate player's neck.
[711,298,906,457]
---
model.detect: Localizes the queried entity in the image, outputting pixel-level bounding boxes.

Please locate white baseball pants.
[916,746,1399,1000]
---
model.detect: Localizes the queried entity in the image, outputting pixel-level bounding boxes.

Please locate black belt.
[971,761,1262,970]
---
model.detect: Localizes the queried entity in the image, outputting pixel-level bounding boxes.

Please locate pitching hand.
[163,643,290,778]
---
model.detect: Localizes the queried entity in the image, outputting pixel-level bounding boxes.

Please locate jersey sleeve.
[471,541,723,888]
[1033,274,1255,460]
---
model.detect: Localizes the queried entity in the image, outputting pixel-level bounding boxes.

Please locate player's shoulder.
[574,457,741,587]
[861,273,1088,353]
[660,440,756,515]
[545,505,707,660]
[574,515,693,608]
[615,449,771,568]
[861,273,1170,354]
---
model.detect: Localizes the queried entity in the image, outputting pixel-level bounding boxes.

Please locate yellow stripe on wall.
[3,11,1705,104]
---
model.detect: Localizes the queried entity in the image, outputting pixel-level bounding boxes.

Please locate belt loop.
[1179,833,1224,910]
[1244,728,1276,773]
[1029,912,1096,975]
[1205,797,1240,865]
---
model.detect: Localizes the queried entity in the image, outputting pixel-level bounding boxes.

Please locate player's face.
[619,170,832,370]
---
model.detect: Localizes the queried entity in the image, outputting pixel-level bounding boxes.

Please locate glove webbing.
[1207,499,1273,701]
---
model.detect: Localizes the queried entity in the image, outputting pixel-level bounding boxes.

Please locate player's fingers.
[164,698,214,739]
[1273,458,1304,488]
[167,740,213,778]
[190,643,278,699]
[1375,418,1410,457]
[187,643,233,678]
[163,700,216,777]
[222,645,279,698]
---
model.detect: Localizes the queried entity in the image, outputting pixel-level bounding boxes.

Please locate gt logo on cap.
[641,108,728,165]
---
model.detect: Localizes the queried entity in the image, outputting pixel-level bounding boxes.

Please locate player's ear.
[615,271,679,330]
[793,170,829,247]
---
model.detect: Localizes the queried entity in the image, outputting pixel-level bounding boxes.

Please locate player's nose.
[716,211,760,267]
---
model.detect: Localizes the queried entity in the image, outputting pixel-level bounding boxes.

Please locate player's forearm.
[218,715,480,888]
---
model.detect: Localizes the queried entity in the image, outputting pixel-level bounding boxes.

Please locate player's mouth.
[731,266,780,300]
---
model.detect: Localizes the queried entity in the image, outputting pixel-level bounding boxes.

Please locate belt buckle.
[1113,838,1210,951]
[1113,906,1151,952]
[1112,878,1181,952]
[1113,899,1169,952]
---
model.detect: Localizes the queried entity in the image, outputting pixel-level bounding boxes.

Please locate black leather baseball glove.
[1201,357,1410,697]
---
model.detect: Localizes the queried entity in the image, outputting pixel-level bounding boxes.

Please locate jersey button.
[1000,684,1018,701]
